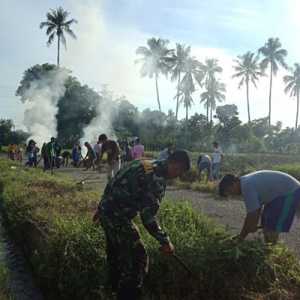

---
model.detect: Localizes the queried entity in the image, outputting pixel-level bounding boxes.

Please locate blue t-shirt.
[240,170,300,213]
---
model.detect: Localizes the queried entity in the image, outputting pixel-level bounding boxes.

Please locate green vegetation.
[0,236,12,300]
[40,7,77,66]
[0,158,300,299]
[174,153,300,194]
[0,120,28,147]
[11,24,300,152]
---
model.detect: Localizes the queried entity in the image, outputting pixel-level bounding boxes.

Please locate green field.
[0,158,300,299]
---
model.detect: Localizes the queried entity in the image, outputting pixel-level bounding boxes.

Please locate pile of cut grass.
[0,158,300,299]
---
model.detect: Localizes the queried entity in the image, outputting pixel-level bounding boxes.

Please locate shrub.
[0,158,300,299]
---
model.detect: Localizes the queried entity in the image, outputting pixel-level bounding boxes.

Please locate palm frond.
[47,32,55,46]
[40,21,55,29]
[64,27,77,39]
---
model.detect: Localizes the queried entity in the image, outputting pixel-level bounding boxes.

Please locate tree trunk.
[246,79,251,123]
[210,105,213,125]
[206,102,209,124]
[175,72,181,120]
[296,89,299,130]
[57,34,60,66]
[268,64,273,126]
[186,105,188,121]
[185,105,189,146]
[155,73,161,112]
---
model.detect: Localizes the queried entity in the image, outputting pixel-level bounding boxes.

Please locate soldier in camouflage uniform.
[93,150,190,300]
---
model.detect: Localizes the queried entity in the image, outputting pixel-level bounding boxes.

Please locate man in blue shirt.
[219,170,300,243]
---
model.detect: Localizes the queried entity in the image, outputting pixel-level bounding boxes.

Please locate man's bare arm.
[239,208,261,240]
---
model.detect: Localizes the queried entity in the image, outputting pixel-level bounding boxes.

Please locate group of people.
[83,135,146,179]
[23,138,65,170]
[119,138,145,163]
[18,134,147,181]
[82,134,121,180]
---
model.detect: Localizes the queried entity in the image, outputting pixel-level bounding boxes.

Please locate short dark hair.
[168,150,191,171]
[213,141,218,147]
[98,134,108,142]
[219,174,239,197]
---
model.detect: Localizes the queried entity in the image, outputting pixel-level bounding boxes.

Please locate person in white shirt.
[212,142,223,180]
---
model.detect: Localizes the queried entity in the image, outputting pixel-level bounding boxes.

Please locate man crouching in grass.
[219,170,300,243]
[93,150,190,300]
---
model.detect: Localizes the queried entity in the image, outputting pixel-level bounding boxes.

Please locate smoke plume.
[80,86,117,155]
[22,68,69,147]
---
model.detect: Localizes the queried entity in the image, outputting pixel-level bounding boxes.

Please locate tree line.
[136,37,300,131]
[9,62,300,154]
[3,6,296,153]
[39,7,300,130]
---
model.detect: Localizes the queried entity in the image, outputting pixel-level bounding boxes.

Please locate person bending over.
[219,170,300,243]
[93,150,191,300]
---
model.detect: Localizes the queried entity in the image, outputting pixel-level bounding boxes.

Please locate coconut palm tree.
[178,57,204,121]
[259,38,288,126]
[202,58,223,84]
[136,38,174,112]
[40,7,77,66]
[178,88,194,122]
[283,63,300,130]
[200,78,226,124]
[232,52,264,123]
[170,44,191,120]
[200,59,223,124]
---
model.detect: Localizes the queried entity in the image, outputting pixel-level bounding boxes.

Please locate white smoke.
[80,86,117,155]
[22,68,69,147]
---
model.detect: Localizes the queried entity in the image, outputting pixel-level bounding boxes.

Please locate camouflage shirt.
[99,159,170,245]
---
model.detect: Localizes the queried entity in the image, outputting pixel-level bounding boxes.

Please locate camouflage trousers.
[100,212,149,300]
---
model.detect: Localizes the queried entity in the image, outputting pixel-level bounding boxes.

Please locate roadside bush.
[0,158,300,299]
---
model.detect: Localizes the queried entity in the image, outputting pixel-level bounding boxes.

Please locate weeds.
[0,158,300,299]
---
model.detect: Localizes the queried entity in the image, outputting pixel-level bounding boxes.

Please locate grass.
[0,158,300,299]
[0,239,13,300]
[174,152,300,194]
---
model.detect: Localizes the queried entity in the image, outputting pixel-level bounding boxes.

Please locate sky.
[1,0,300,129]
